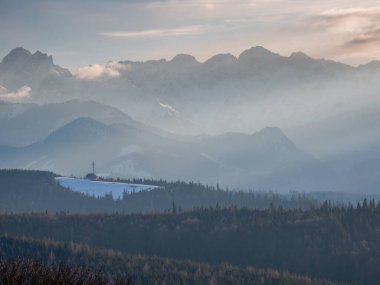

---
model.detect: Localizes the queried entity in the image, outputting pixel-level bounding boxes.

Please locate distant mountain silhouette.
[0,115,330,191]
[0,47,71,90]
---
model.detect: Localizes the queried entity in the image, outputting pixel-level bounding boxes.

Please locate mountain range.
[0,111,331,191]
[0,47,379,192]
[2,46,380,135]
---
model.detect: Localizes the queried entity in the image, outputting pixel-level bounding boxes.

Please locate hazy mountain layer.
[0,99,146,146]
[1,46,379,192]
[1,46,379,136]
[0,116,330,191]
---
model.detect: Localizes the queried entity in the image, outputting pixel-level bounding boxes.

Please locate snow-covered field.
[55,177,159,199]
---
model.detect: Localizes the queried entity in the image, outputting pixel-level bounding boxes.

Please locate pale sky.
[1,0,380,71]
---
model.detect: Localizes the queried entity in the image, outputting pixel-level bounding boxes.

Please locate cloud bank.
[75,62,128,80]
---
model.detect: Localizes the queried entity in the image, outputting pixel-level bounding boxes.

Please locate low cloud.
[0,86,31,101]
[75,62,128,80]
[99,25,204,38]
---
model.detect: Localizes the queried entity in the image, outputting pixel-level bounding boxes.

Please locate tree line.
[0,169,318,213]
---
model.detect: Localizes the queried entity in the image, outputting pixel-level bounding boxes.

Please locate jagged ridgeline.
[0,236,345,285]
[0,169,318,213]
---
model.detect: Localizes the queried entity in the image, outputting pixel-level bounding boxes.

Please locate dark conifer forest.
[0,236,347,285]
[0,169,379,284]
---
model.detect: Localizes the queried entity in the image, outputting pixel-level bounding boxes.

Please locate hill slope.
[0,235,343,285]
[0,169,318,213]
[0,205,379,285]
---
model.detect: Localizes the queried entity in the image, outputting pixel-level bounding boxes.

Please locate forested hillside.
[1,170,379,284]
[0,169,109,212]
[0,236,345,285]
[0,169,317,213]
[0,203,379,285]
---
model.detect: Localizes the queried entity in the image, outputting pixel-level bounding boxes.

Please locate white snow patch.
[55,177,158,199]
[159,101,179,114]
